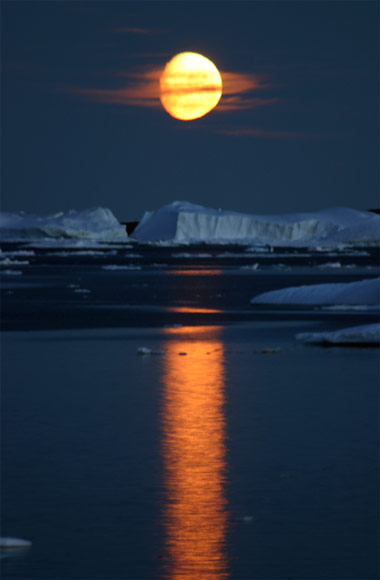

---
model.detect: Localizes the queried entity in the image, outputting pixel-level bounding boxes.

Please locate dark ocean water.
[1,242,379,579]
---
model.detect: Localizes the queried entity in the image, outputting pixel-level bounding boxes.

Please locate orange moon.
[160,52,222,121]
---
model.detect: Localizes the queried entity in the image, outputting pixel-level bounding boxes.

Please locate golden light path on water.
[159,321,229,579]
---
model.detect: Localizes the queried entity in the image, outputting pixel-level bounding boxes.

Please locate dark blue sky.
[2,1,379,221]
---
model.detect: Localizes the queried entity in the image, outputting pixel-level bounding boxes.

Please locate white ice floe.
[318,262,342,269]
[131,201,380,246]
[102,264,141,270]
[2,250,35,256]
[47,250,110,257]
[296,323,380,345]
[251,277,380,306]
[316,261,369,270]
[0,537,32,549]
[316,261,367,270]
[320,305,380,311]
[245,245,273,253]
[0,258,29,266]
[0,269,23,275]
[217,251,243,257]
[0,207,126,242]
[171,252,212,258]
[137,347,164,355]
[311,246,371,255]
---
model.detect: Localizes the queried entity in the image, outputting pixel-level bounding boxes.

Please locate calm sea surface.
[1,243,379,579]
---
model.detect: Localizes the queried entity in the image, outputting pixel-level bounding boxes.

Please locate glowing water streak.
[160,325,229,579]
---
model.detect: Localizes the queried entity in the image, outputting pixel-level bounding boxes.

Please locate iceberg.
[0,537,32,549]
[0,207,126,242]
[0,536,32,560]
[137,346,164,355]
[296,323,380,345]
[132,201,380,245]
[251,277,380,306]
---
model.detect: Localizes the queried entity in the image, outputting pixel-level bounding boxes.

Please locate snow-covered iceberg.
[0,207,126,242]
[0,536,32,560]
[296,323,380,345]
[132,201,380,245]
[0,537,32,549]
[251,277,380,306]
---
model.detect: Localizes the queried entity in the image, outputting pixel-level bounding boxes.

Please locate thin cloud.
[67,64,274,113]
[216,71,275,111]
[222,72,260,94]
[212,127,322,140]
[68,67,162,108]
[217,96,278,112]
[71,87,162,109]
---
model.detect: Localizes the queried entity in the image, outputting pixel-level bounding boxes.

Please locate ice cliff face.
[132,201,380,245]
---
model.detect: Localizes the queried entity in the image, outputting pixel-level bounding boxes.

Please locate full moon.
[160,52,222,121]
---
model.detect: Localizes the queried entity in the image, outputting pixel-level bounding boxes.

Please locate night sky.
[2,1,379,222]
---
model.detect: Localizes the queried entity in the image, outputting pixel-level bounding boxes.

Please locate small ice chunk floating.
[251,277,380,347]
[137,346,164,356]
[0,537,32,548]
[0,537,32,558]
[296,323,380,346]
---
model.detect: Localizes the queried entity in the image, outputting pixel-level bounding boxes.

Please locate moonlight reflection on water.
[160,325,229,579]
